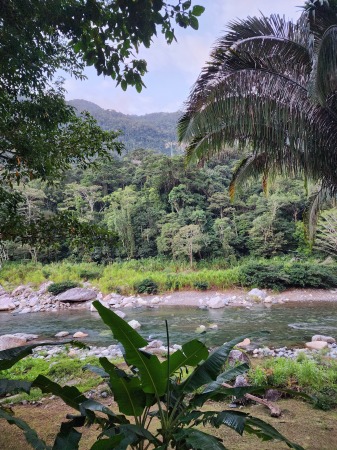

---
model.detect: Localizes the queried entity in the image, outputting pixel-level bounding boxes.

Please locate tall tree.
[178,0,337,207]
[1,0,204,183]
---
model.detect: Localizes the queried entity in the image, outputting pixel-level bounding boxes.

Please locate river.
[1,301,337,348]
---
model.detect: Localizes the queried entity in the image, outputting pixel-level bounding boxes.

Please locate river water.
[1,301,337,348]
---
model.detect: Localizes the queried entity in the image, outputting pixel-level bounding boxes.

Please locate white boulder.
[128,320,141,329]
[0,334,27,350]
[312,335,336,344]
[305,341,328,350]
[0,296,16,311]
[247,288,267,301]
[56,288,97,302]
[73,331,89,338]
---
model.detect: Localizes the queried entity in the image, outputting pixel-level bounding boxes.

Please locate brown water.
[1,301,337,348]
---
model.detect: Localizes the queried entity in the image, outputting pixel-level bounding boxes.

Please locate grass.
[1,255,337,294]
[0,352,105,404]
[249,355,337,410]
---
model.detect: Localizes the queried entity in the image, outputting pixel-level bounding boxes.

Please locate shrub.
[47,281,78,295]
[286,263,337,289]
[193,281,209,290]
[134,278,158,294]
[78,269,102,280]
[239,261,289,290]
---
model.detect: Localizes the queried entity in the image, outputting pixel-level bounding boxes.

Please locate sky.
[64,0,302,115]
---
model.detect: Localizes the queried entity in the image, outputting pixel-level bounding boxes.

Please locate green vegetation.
[1,149,323,265]
[178,0,337,234]
[47,281,79,296]
[1,353,103,402]
[0,305,303,449]
[1,257,337,293]
[249,356,337,410]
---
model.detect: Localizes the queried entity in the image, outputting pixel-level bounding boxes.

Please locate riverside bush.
[239,260,337,290]
[47,281,78,295]
[134,278,158,294]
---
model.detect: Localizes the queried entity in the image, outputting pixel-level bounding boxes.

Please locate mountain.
[68,99,183,155]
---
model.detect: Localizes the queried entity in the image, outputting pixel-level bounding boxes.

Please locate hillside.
[68,99,183,155]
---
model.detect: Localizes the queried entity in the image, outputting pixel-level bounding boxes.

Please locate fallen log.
[222,382,282,417]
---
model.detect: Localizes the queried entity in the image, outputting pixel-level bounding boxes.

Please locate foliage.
[193,281,209,290]
[178,0,337,227]
[315,208,337,255]
[239,259,337,290]
[0,305,303,449]
[249,355,337,410]
[2,149,314,263]
[47,281,79,296]
[134,278,159,294]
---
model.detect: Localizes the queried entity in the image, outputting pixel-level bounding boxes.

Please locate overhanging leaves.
[93,301,167,396]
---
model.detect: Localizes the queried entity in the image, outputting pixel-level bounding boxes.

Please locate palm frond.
[229,154,268,200]
[315,25,337,108]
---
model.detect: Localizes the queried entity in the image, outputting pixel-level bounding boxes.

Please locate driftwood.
[221,382,282,418]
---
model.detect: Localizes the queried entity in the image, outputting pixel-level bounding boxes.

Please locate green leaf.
[99,358,148,416]
[191,363,250,406]
[0,407,48,450]
[33,375,87,411]
[245,416,304,449]
[93,301,167,396]
[0,378,31,396]
[83,364,109,378]
[52,418,84,450]
[162,339,208,375]
[189,16,199,30]
[90,436,124,449]
[79,399,126,424]
[192,5,205,16]
[179,334,260,393]
[174,428,228,449]
[182,1,191,10]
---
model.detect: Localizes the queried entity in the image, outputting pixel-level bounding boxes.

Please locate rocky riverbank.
[3,280,333,316]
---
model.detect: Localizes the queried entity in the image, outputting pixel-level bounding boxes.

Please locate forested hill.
[68,99,182,155]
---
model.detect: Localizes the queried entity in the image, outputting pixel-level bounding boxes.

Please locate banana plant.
[81,301,303,449]
[0,302,303,449]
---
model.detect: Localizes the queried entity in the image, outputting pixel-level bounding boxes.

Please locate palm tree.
[178,0,337,229]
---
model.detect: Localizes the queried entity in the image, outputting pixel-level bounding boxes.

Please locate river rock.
[12,333,38,341]
[146,340,163,349]
[55,331,70,338]
[237,338,251,348]
[128,320,141,329]
[11,285,27,297]
[28,296,39,307]
[264,296,273,303]
[195,325,206,333]
[312,335,336,344]
[73,331,88,338]
[0,296,16,311]
[228,350,250,366]
[114,310,126,319]
[207,296,229,309]
[306,341,328,350]
[18,307,31,314]
[56,288,97,302]
[37,281,53,295]
[0,334,27,350]
[247,288,267,301]
[208,323,218,330]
